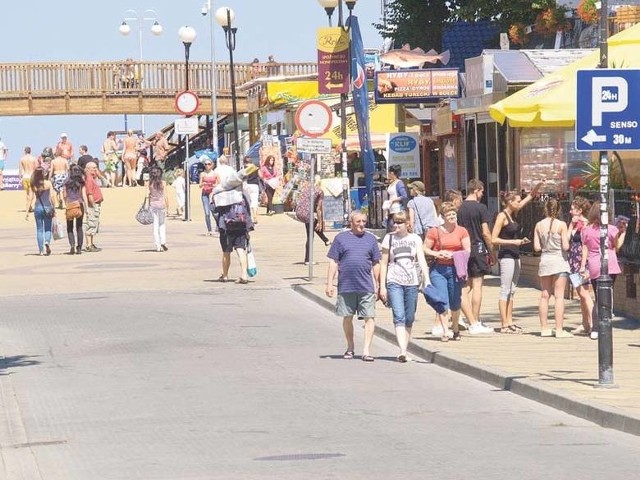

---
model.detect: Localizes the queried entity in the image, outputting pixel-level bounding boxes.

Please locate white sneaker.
[590,331,599,340]
[468,322,494,334]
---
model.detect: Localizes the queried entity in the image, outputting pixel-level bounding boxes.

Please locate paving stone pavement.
[1,186,640,437]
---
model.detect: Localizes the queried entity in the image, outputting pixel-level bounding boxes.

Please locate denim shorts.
[336,292,376,318]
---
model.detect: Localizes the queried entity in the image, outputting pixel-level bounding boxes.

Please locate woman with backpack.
[25,167,55,255]
[63,165,87,255]
[199,158,217,235]
[147,166,169,252]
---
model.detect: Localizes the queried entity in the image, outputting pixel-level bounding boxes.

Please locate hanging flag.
[346,16,376,200]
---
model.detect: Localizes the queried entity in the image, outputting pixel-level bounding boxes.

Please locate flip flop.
[397,355,407,363]
[361,355,375,362]
[217,275,228,282]
[343,350,354,359]
[235,278,249,284]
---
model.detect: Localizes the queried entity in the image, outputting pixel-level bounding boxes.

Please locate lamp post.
[119,9,163,135]
[201,0,219,158]
[215,6,241,171]
[317,0,357,228]
[595,0,615,388]
[179,26,197,222]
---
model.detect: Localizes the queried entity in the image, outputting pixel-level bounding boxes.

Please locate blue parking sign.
[576,69,640,151]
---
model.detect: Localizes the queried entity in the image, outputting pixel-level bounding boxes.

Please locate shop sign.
[387,132,421,178]
[375,69,460,104]
[317,28,350,94]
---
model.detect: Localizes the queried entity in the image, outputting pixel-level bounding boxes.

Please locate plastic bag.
[247,241,257,277]
[52,217,66,241]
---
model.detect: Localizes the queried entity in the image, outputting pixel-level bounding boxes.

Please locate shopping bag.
[135,197,154,225]
[52,217,66,241]
[247,241,257,277]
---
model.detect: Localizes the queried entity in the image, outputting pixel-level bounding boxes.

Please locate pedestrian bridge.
[0,60,317,117]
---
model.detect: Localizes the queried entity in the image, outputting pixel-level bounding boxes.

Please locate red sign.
[317,27,350,95]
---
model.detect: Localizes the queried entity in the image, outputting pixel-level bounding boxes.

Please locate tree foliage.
[373,0,452,50]
[376,0,569,50]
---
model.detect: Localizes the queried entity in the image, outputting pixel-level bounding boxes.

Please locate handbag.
[135,197,154,225]
[65,201,83,221]
[247,241,257,277]
[52,217,66,241]
[425,228,441,267]
[619,201,640,264]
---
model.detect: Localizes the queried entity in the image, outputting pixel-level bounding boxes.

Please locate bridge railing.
[0,61,317,98]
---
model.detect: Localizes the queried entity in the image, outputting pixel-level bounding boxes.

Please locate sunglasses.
[393,220,406,225]
[204,162,212,166]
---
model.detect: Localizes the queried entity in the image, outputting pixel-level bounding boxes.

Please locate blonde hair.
[439,201,457,216]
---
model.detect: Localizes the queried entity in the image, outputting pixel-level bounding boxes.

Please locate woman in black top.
[491,182,543,333]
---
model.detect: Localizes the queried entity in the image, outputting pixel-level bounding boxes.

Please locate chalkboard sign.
[323,195,344,224]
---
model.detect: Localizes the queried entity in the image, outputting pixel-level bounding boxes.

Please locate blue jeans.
[33,206,53,253]
[429,263,463,311]
[387,283,419,327]
[201,194,213,232]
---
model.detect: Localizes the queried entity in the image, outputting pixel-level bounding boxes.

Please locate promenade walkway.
[1,186,640,436]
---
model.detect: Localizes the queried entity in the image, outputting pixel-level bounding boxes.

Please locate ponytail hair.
[544,198,560,218]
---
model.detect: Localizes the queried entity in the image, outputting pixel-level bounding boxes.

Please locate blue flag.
[346,16,376,200]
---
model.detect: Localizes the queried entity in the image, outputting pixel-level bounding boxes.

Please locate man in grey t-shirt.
[406,181,438,239]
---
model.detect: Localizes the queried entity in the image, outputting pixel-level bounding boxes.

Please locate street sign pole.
[308,153,316,280]
[596,0,615,388]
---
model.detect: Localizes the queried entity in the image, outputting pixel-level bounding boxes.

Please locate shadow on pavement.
[0,355,41,375]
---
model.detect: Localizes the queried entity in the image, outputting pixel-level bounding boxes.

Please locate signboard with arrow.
[317,27,350,95]
[576,69,640,151]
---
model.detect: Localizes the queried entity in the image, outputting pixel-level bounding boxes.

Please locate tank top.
[36,188,52,208]
[66,186,83,204]
[201,173,216,195]
[498,211,521,259]
[149,183,165,210]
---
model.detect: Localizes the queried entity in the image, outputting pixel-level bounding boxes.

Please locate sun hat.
[60,132,68,138]
[422,284,448,314]
[407,181,426,194]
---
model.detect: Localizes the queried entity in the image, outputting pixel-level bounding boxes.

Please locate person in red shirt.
[424,202,471,341]
[83,161,104,252]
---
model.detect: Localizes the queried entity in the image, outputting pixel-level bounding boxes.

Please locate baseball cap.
[60,132,68,138]
[422,284,448,314]
[407,181,426,194]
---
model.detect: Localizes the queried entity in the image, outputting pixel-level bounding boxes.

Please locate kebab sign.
[317,27,350,95]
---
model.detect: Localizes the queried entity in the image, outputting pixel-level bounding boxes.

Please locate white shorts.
[243,183,259,209]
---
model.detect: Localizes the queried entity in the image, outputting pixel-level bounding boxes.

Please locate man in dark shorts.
[326,210,381,362]
[456,179,494,334]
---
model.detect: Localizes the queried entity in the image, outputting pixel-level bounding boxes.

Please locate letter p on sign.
[592,77,628,127]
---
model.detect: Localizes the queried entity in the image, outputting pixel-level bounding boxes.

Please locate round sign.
[294,100,333,138]
[175,90,200,116]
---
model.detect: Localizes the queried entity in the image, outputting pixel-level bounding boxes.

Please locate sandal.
[343,350,354,359]
[235,278,249,284]
[452,331,462,341]
[441,335,450,342]
[361,355,375,362]
[510,324,525,333]
[499,326,518,334]
[217,275,228,282]
[397,355,407,363]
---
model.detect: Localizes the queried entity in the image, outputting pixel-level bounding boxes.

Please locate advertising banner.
[317,28,350,95]
[375,69,460,104]
[346,15,376,199]
[387,133,420,179]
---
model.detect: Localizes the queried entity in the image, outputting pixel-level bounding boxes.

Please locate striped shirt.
[328,230,381,294]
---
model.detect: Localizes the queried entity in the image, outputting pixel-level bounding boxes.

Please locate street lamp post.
[201,0,219,157]
[317,0,357,228]
[179,26,197,223]
[119,9,163,135]
[215,6,241,171]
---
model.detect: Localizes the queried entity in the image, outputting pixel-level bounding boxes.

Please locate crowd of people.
[325,167,625,362]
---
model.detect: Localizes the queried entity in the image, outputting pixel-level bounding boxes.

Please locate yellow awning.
[489,23,640,128]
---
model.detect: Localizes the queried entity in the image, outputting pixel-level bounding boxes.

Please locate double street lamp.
[179,26,197,222]
[317,0,358,228]
[119,9,163,134]
[201,0,219,157]
[215,6,241,171]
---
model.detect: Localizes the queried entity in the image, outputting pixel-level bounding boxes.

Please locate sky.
[0,0,385,170]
